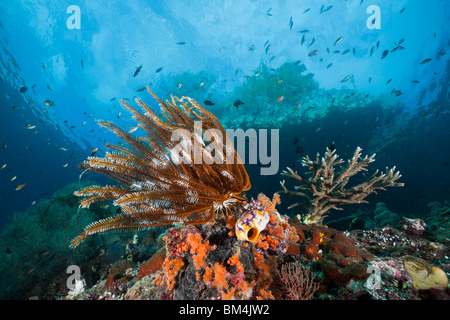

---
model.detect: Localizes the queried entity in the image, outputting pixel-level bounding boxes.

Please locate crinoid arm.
[70,88,250,248]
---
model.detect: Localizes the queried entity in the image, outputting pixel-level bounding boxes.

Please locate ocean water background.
[0,0,449,230]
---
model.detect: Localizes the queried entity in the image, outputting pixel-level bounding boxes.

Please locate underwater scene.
[0,0,449,306]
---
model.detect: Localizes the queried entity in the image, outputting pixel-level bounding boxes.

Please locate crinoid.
[70,88,251,248]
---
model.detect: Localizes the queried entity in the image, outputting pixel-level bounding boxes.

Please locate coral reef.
[279,146,404,225]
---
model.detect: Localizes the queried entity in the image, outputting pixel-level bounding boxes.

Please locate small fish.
[298,29,309,33]
[265,44,271,54]
[289,17,293,30]
[400,8,405,14]
[303,8,310,14]
[307,37,315,48]
[277,96,284,102]
[295,103,301,110]
[40,62,45,69]
[398,38,405,45]
[420,58,432,65]
[320,5,333,14]
[276,77,283,84]
[156,67,163,73]
[44,100,54,106]
[12,105,19,110]
[391,46,405,53]
[328,142,335,151]
[301,34,305,46]
[266,8,272,16]
[315,127,322,132]
[91,147,99,155]
[4,247,11,254]
[249,45,255,52]
[26,124,36,130]
[331,97,335,105]
[47,84,52,91]
[326,63,333,69]
[62,163,68,168]
[296,146,304,154]
[369,77,372,83]
[128,126,138,133]
[341,49,350,55]
[15,183,26,191]
[381,50,389,59]
[176,42,186,45]
[20,86,27,93]
[308,50,318,56]
[0,164,6,170]
[110,97,116,101]
[233,100,244,108]
[340,75,350,83]
[386,78,392,85]
[199,81,205,87]
[177,83,182,89]
[136,87,146,92]
[334,36,343,46]
[411,80,420,84]
[204,100,215,106]
[133,65,142,77]
[60,147,68,151]
[370,46,376,57]
[81,59,84,69]
[82,121,86,126]
[10,176,16,182]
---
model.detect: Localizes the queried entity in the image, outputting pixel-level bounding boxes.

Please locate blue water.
[0,0,449,228]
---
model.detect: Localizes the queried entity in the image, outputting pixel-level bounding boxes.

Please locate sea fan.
[70,88,251,248]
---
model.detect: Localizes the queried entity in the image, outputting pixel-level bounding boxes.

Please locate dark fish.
[47,84,52,91]
[204,100,215,106]
[136,86,146,92]
[333,50,340,54]
[411,80,420,84]
[341,49,350,55]
[292,137,298,144]
[301,34,305,45]
[265,44,271,54]
[4,247,10,254]
[266,8,272,16]
[233,100,244,108]
[303,8,310,14]
[398,38,405,45]
[294,60,301,65]
[296,146,303,154]
[307,37,315,48]
[176,42,186,45]
[391,46,405,52]
[331,97,335,105]
[381,50,389,59]
[298,29,309,33]
[19,86,27,93]
[110,97,116,101]
[326,62,333,69]
[289,17,293,30]
[328,142,335,152]
[376,40,380,49]
[156,66,163,73]
[133,65,142,77]
[353,48,356,55]
[400,8,405,14]
[420,58,432,65]
[320,5,333,14]
[81,59,84,69]
[386,78,392,85]
[369,77,372,83]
